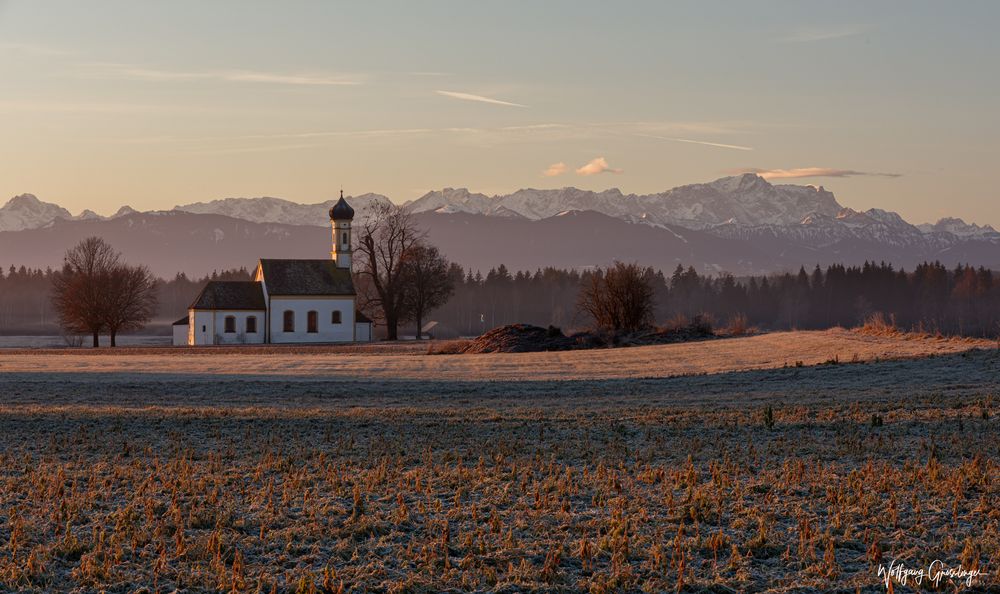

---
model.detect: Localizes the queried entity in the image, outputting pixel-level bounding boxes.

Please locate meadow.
[0,329,997,592]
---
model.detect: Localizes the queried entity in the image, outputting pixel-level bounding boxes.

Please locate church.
[172,194,373,345]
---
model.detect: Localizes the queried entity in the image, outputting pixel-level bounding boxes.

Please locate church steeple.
[329,191,354,268]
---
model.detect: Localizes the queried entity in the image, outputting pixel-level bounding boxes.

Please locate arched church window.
[246,316,257,334]
[331,311,342,324]
[224,316,236,333]
[307,311,318,333]
[283,310,295,332]
[342,232,348,246]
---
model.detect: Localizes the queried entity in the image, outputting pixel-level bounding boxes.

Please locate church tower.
[329,190,354,269]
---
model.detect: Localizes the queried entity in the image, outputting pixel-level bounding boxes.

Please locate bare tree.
[51,237,120,347]
[104,264,158,347]
[577,261,655,333]
[401,243,455,339]
[354,203,423,340]
[51,237,158,347]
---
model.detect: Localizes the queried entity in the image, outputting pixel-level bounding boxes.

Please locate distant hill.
[1,174,998,275]
[2,207,998,278]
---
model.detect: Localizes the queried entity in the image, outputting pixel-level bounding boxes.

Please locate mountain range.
[1,175,997,277]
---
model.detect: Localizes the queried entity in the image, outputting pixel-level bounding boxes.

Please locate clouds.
[576,157,623,176]
[85,63,363,86]
[733,167,901,180]
[435,90,527,108]
[542,162,568,177]
[541,157,623,177]
[782,24,873,43]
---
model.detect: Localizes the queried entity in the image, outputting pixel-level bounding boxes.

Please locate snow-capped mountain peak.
[112,205,138,218]
[75,209,104,221]
[0,194,73,232]
[919,217,999,239]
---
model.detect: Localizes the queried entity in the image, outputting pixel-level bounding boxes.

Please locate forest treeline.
[441,262,1000,338]
[0,266,253,334]
[1,261,998,337]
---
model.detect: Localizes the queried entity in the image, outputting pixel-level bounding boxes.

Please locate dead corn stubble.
[0,396,997,593]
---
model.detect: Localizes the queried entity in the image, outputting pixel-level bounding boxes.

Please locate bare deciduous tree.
[52,237,120,347]
[51,237,158,347]
[577,261,655,333]
[354,203,423,340]
[401,243,455,339]
[104,264,158,347]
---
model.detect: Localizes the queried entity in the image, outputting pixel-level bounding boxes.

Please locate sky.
[1,0,998,225]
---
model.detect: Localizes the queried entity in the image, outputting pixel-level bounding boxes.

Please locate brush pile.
[458,318,719,354]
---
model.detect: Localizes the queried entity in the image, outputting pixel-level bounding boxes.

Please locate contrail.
[636,133,753,151]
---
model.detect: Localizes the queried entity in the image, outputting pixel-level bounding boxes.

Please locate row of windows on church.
[222,311,343,334]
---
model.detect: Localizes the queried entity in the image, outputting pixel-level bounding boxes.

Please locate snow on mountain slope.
[406,174,845,229]
[3,176,997,265]
[0,194,73,232]
[405,188,496,216]
[642,175,843,228]
[919,217,1000,239]
[174,193,393,226]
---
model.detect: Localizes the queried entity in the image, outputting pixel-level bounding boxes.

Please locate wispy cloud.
[0,42,75,56]
[191,143,321,155]
[542,162,568,177]
[99,121,756,155]
[0,100,205,114]
[637,133,753,151]
[782,24,872,43]
[83,63,363,86]
[576,157,623,176]
[732,167,901,180]
[435,90,526,108]
[239,128,435,140]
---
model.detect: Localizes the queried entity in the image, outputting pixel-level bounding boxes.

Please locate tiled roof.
[172,316,189,326]
[189,281,266,310]
[258,259,355,296]
[355,310,373,323]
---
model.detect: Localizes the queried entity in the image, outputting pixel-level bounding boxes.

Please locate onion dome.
[328,190,355,220]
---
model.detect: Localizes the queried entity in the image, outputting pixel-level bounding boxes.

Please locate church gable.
[256,259,355,296]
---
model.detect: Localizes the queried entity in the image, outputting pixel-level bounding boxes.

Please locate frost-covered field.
[0,330,997,592]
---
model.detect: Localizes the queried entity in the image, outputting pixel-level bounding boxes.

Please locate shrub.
[726,313,749,336]
[858,312,899,336]
[577,262,655,333]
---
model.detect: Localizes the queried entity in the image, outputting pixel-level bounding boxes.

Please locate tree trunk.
[92,331,99,348]
[110,331,117,347]
[385,314,398,340]
[415,311,423,340]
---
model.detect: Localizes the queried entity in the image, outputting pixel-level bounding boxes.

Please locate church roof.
[258,259,355,296]
[189,281,266,310]
[172,316,189,326]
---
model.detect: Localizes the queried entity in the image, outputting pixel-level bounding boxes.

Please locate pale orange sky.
[1,1,998,226]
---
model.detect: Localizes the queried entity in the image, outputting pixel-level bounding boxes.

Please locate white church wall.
[172,323,188,346]
[189,310,266,345]
[355,322,372,342]
[190,311,212,345]
[269,297,355,343]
